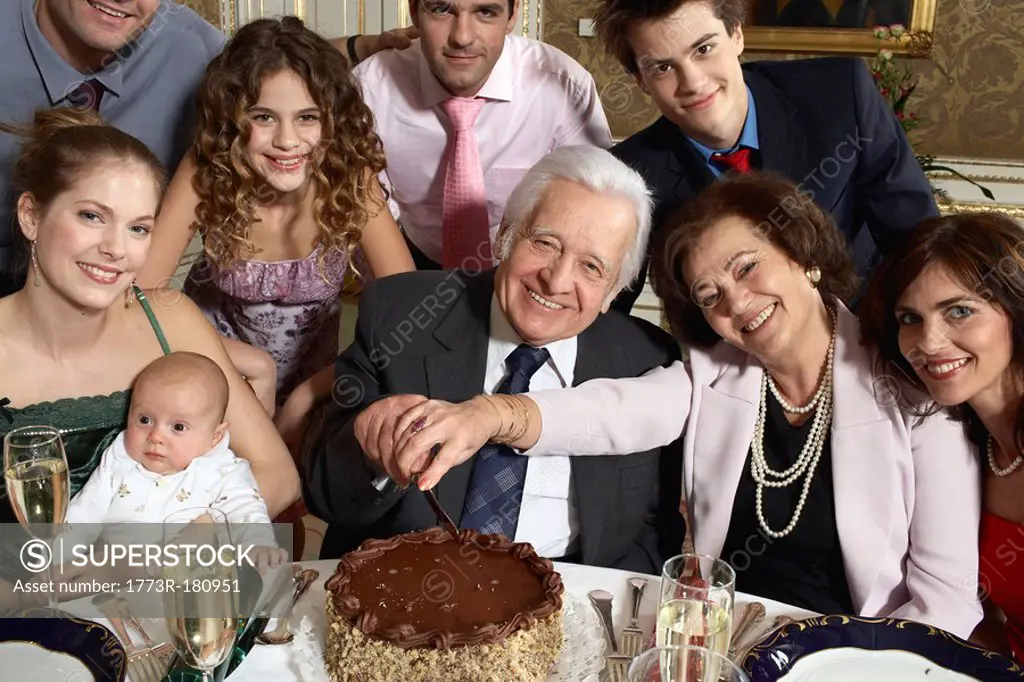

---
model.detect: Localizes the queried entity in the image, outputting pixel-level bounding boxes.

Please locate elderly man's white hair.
[493,145,653,296]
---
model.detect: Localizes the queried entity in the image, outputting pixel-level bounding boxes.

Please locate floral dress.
[184,245,349,406]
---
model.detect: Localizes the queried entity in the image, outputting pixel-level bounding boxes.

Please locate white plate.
[778,648,980,681]
[0,641,95,681]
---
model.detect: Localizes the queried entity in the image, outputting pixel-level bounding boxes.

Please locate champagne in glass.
[4,426,70,612]
[5,457,69,529]
[658,555,736,659]
[166,614,238,671]
[162,508,238,682]
[657,598,732,656]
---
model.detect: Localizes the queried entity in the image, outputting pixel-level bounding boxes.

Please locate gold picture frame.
[743,0,937,57]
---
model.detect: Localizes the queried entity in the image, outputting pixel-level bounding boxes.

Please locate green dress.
[0,287,172,525]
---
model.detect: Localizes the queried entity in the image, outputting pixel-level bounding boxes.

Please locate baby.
[64,351,286,572]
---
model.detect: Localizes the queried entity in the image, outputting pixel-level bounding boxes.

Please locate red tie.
[711,147,752,174]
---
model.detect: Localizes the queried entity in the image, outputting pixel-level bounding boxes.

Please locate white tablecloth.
[208,559,817,682]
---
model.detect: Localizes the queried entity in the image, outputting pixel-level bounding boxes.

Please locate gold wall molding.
[938,200,1024,220]
[744,0,937,56]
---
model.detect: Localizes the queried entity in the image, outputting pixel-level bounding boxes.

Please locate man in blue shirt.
[0,0,411,295]
[0,0,225,294]
[597,0,937,312]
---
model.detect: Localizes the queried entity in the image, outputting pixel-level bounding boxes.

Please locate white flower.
[879,49,895,61]
[890,24,906,37]
[874,26,891,39]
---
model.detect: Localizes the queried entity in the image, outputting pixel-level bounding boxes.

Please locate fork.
[118,601,175,681]
[619,578,648,659]
[589,589,631,682]
[94,599,160,682]
[733,614,795,665]
[727,601,765,661]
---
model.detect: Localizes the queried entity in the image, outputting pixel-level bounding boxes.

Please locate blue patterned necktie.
[459,343,551,538]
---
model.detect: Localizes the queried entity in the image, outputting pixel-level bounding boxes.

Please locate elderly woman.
[379,173,983,638]
[860,212,1024,660]
[0,109,300,530]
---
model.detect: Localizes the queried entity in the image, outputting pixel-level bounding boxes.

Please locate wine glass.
[162,508,239,682]
[657,554,737,658]
[629,645,750,682]
[3,425,70,612]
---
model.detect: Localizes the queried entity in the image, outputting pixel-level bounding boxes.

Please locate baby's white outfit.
[63,430,276,548]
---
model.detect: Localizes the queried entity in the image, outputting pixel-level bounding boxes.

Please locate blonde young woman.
[0,108,299,528]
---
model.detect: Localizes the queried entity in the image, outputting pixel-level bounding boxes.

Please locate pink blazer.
[526,302,983,639]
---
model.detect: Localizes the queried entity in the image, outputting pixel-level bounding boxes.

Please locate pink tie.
[440,97,490,270]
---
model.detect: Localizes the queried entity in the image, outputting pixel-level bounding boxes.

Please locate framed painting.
[742,0,937,56]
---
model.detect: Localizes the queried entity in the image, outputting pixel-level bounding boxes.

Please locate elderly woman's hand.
[390,395,528,490]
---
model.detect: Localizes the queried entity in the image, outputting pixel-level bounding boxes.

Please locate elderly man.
[302,146,684,572]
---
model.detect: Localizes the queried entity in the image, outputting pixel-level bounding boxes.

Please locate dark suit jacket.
[610,57,938,313]
[302,269,686,574]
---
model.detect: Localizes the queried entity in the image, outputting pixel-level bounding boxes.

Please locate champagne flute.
[162,508,239,682]
[3,425,70,612]
[629,645,749,682]
[657,554,736,658]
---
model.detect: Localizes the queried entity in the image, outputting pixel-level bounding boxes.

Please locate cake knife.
[422,487,460,539]
[418,444,460,539]
[370,442,460,539]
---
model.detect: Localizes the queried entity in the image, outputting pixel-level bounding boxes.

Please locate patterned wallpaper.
[176,0,220,27]
[542,0,1024,160]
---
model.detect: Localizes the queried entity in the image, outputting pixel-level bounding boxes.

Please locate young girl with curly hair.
[138,17,414,423]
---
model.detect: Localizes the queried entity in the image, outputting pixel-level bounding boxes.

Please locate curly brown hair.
[1,107,165,274]
[651,172,860,348]
[595,0,749,75]
[860,212,1024,447]
[191,16,387,279]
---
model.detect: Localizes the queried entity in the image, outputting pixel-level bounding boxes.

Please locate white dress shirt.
[485,295,578,558]
[354,34,613,264]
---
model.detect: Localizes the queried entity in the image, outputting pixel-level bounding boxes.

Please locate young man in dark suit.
[597,0,937,313]
[302,147,685,574]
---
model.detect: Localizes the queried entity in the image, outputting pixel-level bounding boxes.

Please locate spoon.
[256,568,320,645]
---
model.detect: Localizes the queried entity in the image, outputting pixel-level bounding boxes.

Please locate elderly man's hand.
[354,394,429,482]
[355,26,421,63]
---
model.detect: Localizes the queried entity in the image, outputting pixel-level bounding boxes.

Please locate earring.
[805,266,822,288]
[124,279,137,308]
[30,241,41,287]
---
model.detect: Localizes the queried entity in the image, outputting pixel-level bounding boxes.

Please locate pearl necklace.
[987,435,1024,477]
[751,306,837,540]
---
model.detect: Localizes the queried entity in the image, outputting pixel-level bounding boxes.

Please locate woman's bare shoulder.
[137,286,223,354]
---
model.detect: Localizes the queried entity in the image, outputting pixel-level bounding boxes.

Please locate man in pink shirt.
[354,0,613,271]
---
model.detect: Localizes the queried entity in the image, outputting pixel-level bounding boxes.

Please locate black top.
[720,391,855,614]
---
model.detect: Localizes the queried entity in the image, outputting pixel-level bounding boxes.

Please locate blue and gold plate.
[743,615,1024,681]
[0,611,127,681]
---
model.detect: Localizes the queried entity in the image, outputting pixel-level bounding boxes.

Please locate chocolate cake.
[324,527,565,682]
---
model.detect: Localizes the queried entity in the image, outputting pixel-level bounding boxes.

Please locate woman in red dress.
[861,211,1024,660]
